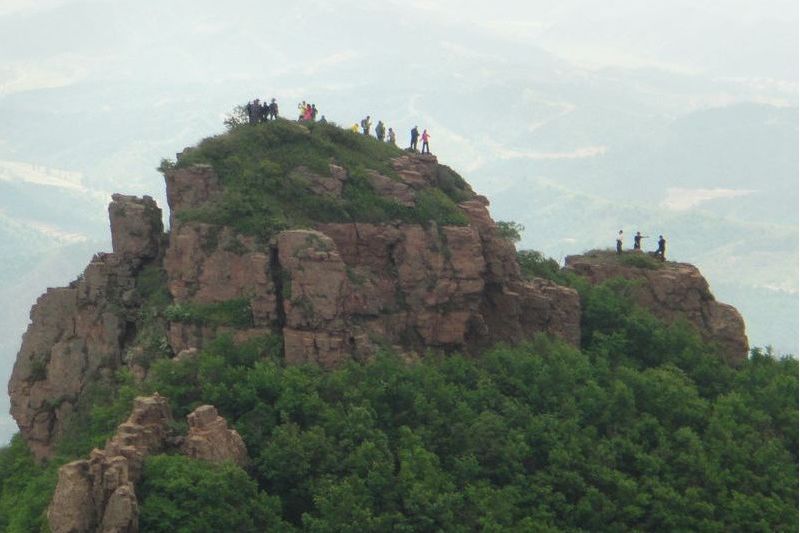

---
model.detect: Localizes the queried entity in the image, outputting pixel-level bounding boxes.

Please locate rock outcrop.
[47,395,173,533]
[180,405,248,466]
[47,395,248,533]
[162,155,581,369]
[24,143,758,464]
[9,195,164,460]
[565,252,749,364]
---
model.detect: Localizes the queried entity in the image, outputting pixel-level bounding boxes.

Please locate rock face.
[11,152,586,459]
[8,195,164,460]
[564,253,749,364]
[47,395,173,533]
[47,396,247,533]
[161,155,581,369]
[181,405,249,466]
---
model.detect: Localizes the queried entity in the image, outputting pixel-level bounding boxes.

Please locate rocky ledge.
[565,252,749,365]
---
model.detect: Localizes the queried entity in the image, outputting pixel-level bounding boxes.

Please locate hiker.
[375,121,385,141]
[298,101,307,120]
[655,235,666,260]
[421,129,431,154]
[350,123,360,133]
[387,127,396,145]
[259,100,269,122]
[633,231,648,251]
[268,98,278,120]
[318,115,327,124]
[311,104,318,121]
[303,104,313,121]
[616,230,624,255]
[410,126,419,151]
[361,115,372,135]
[246,99,261,125]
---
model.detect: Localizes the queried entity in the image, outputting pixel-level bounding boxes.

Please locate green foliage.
[133,310,797,530]
[173,119,470,239]
[1,263,796,532]
[0,435,56,533]
[164,298,253,329]
[138,455,287,533]
[496,220,525,243]
[517,249,580,286]
[132,264,173,367]
[619,252,664,270]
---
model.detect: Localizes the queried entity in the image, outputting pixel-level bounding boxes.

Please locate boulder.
[180,405,249,467]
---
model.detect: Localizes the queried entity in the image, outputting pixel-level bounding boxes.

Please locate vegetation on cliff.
[170,119,471,240]
[2,276,796,531]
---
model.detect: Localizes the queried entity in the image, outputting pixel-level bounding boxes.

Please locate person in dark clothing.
[375,121,385,141]
[633,231,648,251]
[259,100,269,122]
[655,235,666,260]
[268,98,278,120]
[311,104,318,121]
[361,115,372,135]
[616,230,624,255]
[410,126,419,151]
[246,99,261,125]
[318,115,327,124]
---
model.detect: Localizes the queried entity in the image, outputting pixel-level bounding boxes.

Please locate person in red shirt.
[421,129,431,154]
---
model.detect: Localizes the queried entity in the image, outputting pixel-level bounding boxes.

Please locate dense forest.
[1,270,796,531]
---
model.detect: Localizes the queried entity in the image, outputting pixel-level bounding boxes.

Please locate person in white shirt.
[616,230,624,255]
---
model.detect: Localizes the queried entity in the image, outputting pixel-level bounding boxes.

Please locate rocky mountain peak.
[8,120,746,463]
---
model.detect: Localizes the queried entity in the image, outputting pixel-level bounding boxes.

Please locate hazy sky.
[1,0,797,100]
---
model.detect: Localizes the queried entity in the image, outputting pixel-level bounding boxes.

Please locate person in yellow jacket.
[350,123,360,133]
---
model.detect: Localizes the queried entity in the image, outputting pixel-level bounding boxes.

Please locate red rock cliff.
[565,252,749,365]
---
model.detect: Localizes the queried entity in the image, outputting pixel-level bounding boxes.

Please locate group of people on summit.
[354,116,431,153]
[245,97,433,154]
[616,230,666,260]
[245,98,279,124]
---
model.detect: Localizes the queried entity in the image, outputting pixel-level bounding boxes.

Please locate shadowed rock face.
[9,194,164,461]
[564,253,749,365]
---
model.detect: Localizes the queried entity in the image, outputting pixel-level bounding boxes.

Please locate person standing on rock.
[387,127,396,145]
[616,230,624,255]
[361,115,372,135]
[633,231,648,251]
[421,129,431,154]
[375,120,386,141]
[656,235,666,260]
[298,101,307,120]
[410,126,419,151]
